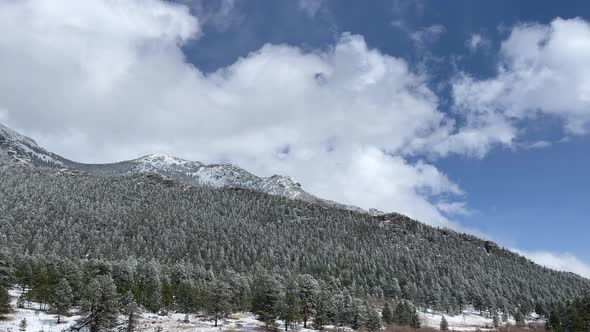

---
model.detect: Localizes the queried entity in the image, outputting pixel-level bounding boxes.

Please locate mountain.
[0,161,588,318]
[0,123,368,213]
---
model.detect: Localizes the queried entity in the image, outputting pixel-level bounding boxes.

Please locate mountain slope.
[0,162,588,315]
[0,123,364,212]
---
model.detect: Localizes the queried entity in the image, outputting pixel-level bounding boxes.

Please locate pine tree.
[279,279,302,331]
[493,312,500,328]
[366,307,382,332]
[0,287,10,318]
[122,291,140,332]
[0,249,11,317]
[514,310,525,327]
[382,301,393,325]
[298,275,319,329]
[204,279,232,327]
[53,278,73,324]
[81,275,120,332]
[440,316,449,331]
[19,318,27,332]
[252,273,281,328]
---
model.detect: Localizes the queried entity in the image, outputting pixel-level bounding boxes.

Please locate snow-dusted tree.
[382,301,393,325]
[122,291,140,332]
[279,279,302,331]
[80,275,120,332]
[19,318,27,332]
[252,273,281,328]
[204,278,232,327]
[0,287,10,318]
[0,249,11,317]
[440,316,449,331]
[297,274,319,328]
[493,312,500,328]
[366,306,382,332]
[53,278,73,324]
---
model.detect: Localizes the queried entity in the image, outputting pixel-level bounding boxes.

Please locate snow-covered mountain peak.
[0,123,64,166]
[0,122,375,214]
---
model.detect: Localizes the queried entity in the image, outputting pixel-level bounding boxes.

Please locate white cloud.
[0,0,471,228]
[298,0,324,18]
[411,24,446,48]
[466,33,490,52]
[436,201,471,216]
[454,18,590,136]
[514,249,590,279]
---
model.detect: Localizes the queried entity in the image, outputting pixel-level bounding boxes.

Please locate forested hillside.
[0,161,588,328]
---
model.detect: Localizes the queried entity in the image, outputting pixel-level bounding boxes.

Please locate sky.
[0,0,589,278]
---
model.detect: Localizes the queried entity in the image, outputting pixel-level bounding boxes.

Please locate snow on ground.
[419,308,543,331]
[1,288,542,332]
[0,289,81,332]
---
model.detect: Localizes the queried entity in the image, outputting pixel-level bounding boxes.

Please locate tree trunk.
[57,314,61,324]
[304,305,308,328]
[285,320,288,331]
[214,314,218,327]
[128,313,133,332]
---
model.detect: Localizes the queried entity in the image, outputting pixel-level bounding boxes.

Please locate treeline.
[0,253,406,331]
[0,162,589,321]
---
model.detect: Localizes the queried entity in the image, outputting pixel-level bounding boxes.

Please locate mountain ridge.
[0,123,375,214]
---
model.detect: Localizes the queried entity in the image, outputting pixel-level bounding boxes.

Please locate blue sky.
[0,0,589,276]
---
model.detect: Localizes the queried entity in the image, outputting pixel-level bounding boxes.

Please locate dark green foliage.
[546,296,590,332]
[0,250,12,317]
[122,291,140,332]
[204,278,232,327]
[382,301,394,325]
[366,306,382,332]
[53,278,73,323]
[393,302,420,328]
[251,273,281,327]
[298,274,319,328]
[440,316,449,331]
[279,279,302,331]
[18,318,26,332]
[0,287,10,317]
[80,275,120,332]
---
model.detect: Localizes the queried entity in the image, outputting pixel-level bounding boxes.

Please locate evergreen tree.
[298,275,319,329]
[204,279,232,327]
[0,250,11,317]
[348,298,367,330]
[252,273,281,328]
[175,279,198,314]
[0,287,10,318]
[122,291,140,332]
[492,312,500,328]
[279,279,302,331]
[80,275,120,332]
[19,318,27,332]
[440,316,449,331]
[514,310,525,327]
[366,307,382,332]
[53,278,73,324]
[382,301,393,325]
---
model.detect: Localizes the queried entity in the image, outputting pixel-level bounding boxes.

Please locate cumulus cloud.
[0,0,471,228]
[514,249,590,279]
[454,18,590,136]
